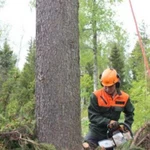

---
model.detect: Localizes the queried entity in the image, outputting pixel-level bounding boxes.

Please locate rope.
[128,0,150,77]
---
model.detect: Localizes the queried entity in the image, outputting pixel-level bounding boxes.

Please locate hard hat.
[100,68,120,86]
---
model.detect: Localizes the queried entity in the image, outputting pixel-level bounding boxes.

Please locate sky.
[0,0,35,70]
[115,0,150,49]
[0,0,150,70]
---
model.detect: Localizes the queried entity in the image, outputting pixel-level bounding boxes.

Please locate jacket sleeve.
[123,97,135,127]
[88,93,110,126]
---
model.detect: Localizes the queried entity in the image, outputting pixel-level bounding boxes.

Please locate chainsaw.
[98,122,133,149]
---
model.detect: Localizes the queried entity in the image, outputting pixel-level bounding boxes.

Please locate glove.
[108,120,119,130]
[107,120,119,138]
[120,125,128,132]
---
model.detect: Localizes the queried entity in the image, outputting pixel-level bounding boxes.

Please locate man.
[83,68,135,150]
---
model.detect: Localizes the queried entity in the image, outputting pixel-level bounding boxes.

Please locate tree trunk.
[92,0,98,91]
[36,0,81,149]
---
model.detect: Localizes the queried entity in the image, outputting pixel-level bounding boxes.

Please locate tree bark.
[36,0,81,149]
[92,0,98,91]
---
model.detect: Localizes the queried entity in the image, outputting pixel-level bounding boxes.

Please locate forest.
[0,0,150,150]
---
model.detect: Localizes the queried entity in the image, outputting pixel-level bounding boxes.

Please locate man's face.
[104,84,116,95]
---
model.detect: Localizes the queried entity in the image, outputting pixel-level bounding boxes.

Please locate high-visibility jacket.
[88,88,134,136]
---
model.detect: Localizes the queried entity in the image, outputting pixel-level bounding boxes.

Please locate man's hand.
[108,120,119,129]
[120,124,128,132]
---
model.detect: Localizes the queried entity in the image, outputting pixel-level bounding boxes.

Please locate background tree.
[79,0,129,107]
[128,22,150,130]
[79,0,126,93]
[0,40,16,79]
[79,0,119,91]
[0,39,35,132]
[0,40,17,114]
[36,0,81,149]
[14,39,36,120]
[109,43,126,89]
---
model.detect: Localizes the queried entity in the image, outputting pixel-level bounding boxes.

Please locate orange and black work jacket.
[88,88,134,136]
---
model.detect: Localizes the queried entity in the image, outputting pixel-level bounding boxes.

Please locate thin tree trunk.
[92,0,98,91]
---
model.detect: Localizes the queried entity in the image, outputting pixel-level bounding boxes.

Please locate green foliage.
[108,42,130,90]
[10,39,36,120]
[19,40,35,102]
[0,130,56,150]
[115,143,144,150]
[129,147,144,150]
[0,40,16,84]
[81,74,93,107]
[129,79,150,130]
[79,0,117,57]
[129,43,145,81]
[127,24,150,131]
[0,40,16,70]
[0,39,36,149]
[109,43,124,73]
[81,116,89,137]
[0,40,18,116]
[29,0,36,8]
[36,143,56,150]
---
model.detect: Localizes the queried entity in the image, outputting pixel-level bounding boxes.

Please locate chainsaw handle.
[107,122,133,138]
[119,122,133,138]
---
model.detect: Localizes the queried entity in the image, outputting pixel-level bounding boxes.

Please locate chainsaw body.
[98,122,133,149]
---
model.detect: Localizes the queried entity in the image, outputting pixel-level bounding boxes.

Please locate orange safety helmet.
[100,68,120,87]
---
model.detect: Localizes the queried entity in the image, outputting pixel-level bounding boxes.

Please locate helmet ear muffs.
[117,74,120,79]
[116,82,120,88]
[99,74,103,86]
[116,74,121,88]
